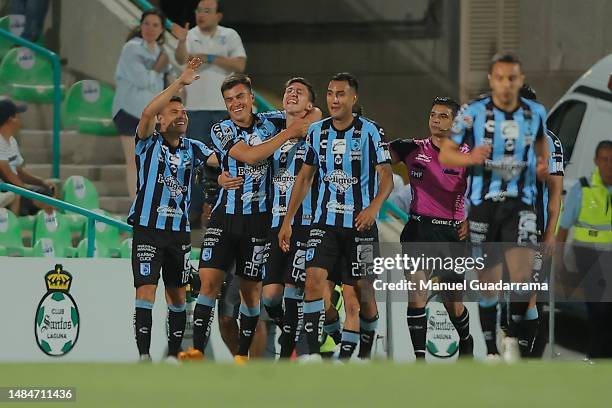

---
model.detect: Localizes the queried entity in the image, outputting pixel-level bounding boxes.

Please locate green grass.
[1,361,611,407]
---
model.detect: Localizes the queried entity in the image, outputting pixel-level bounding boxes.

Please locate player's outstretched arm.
[137,57,203,140]
[229,117,310,165]
[439,138,490,168]
[355,163,393,232]
[278,163,316,252]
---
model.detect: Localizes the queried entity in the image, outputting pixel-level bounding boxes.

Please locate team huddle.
[127,53,561,363]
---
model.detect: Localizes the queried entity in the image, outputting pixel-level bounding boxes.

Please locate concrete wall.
[519,0,612,109]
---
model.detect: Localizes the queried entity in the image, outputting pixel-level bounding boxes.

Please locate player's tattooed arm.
[278,163,317,252]
[355,163,393,232]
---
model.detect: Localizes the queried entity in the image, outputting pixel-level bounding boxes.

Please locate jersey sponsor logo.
[272,205,288,216]
[501,120,519,151]
[156,205,183,217]
[238,161,269,180]
[331,139,347,155]
[484,157,527,181]
[415,153,432,163]
[240,190,267,203]
[157,174,188,198]
[323,169,358,193]
[280,140,297,153]
[206,228,222,236]
[309,229,325,238]
[247,133,263,146]
[485,119,496,134]
[410,169,423,180]
[517,210,538,245]
[273,168,296,193]
[326,200,355,214]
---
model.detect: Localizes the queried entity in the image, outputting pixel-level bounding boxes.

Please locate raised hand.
[179,57,203,85]
[172,22,189,42]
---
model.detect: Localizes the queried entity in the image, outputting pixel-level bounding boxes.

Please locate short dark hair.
[198,0,224,13]
[221,73,253,95]
[331,72,359,94]
[285,77,316,103]
[595,140,612,157]
[489,53,522,74]
[431,96,460,117]
[519,84,537,100]
[169,95,183,104]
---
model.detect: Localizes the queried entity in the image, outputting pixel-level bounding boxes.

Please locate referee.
[129,58,217,362]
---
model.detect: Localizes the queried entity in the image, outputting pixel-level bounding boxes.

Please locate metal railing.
[378,200,409,223]
[130,0,278,112]
[0,29,61,179]
[0,183,132,258]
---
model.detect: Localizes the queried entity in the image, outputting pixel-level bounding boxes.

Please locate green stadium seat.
[18,214,35,232]
[76,238,112,258]
[0,46,64,103]
[0,15,24,61]
[61,175,99,234]
[0,246,6,256]
[62,80,118,136]
[0,207,33,256]
[32,237,57,257]
[119,238,132,259]
[82,209,121,257]
[191,247,201,261]
[32,210,76,257]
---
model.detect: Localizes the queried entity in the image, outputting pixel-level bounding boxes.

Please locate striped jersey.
[270,138,317,228]
[304,116,392,228]
[128,132,214,232]
[210,111,285,215]
[536,130,564,229]
[450,96,547,206]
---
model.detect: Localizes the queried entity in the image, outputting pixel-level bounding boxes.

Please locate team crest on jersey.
[351,139,361,151]
[323,169,358,193]
[273,168,296,193]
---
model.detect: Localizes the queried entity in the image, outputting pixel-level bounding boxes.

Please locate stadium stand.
[0,207,33,256]
[32,209,76,257]
[62,80,118,136]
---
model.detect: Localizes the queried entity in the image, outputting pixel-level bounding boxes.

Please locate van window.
[547,101,587,163]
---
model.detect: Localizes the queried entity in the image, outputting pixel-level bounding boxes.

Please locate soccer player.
[129,58,217,362]
[389,96,474,359]
[440,53,549,362]
[517,84,564,357]
[279,72,394,360]
[261,77,322,358]
[191,73,317,363]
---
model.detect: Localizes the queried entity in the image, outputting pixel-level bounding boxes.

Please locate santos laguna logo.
[425,301,459,360]
[34,264,80,357]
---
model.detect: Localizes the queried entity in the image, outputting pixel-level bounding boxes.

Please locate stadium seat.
[191,247,201,261]
[62,80,118,136]
[0,207,33,256]
[61,175,100,234]
[0,46,64,103]
[119,237,132,258]
[0,15,22,61]
[18,214,35,233]
[32,210,76,257]
[32,237,57,257]
[76,238,112,258]
[82,209,121,257]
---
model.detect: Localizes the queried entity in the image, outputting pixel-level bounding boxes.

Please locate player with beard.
[279,72,394,361]
[129,58,218,362]
[389,97,474,359]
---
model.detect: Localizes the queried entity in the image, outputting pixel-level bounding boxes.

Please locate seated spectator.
[0,99,55,215]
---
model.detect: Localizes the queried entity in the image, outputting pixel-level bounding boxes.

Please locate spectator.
[9,0,49,43]
[557,140,612,359]
[173,0,246,226]
[0,99,55,215]
[112,8,172,200]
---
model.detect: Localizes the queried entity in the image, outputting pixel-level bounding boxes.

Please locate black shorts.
[132,225,191,288]
[400,214,467,282]
[198,211,271,281]
[306,223,379,285]
[113,109,139,136]
[468,199,539,265]
[263,225,310,288]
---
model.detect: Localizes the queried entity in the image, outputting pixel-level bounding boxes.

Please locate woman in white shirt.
[112,9,172,200]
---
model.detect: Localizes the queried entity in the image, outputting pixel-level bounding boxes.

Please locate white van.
[547,54,612,192]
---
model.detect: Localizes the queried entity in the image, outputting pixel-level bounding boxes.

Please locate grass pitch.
[1,361,611,407]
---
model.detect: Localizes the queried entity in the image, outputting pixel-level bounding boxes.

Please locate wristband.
[207,55,216,64]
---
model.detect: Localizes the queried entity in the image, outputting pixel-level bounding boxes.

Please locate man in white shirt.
[0,99,55,215]
[173,0,247,227]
